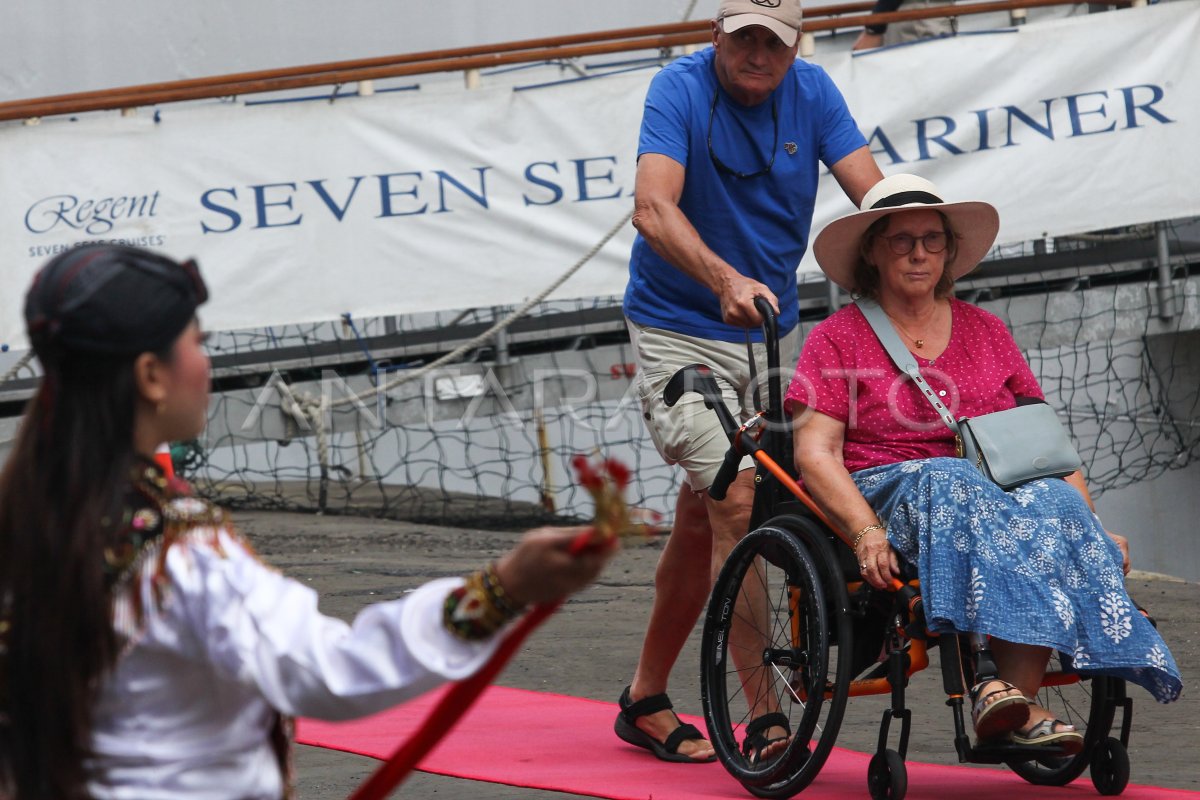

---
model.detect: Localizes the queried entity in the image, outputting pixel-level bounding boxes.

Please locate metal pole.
[1155,221,1176,320]
[535,406,556,514]
[826,278,841,313]
[493,307,511,366]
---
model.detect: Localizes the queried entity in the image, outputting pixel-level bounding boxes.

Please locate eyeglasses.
[878,231,950,255]
[707,90,778,180]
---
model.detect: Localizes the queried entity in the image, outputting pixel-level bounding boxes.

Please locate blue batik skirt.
[852,457,1182,703]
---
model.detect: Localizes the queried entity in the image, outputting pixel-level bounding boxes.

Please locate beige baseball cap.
[717,0,804,47]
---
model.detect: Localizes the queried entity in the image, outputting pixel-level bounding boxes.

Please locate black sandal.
[614,686,716,763]
[741,712,792,765]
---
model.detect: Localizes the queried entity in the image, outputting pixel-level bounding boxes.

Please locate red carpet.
[297,686,1196,799]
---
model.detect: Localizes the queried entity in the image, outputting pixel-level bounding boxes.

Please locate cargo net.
[3,221,1195,528]
[186,295,675,528]
[171,220,1197,526]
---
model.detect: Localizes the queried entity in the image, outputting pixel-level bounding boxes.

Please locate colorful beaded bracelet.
[442,562,526,641]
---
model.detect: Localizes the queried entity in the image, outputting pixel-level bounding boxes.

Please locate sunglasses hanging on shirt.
[707,90,779,180]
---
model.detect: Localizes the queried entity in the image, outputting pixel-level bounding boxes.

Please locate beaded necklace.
[108,459,294,798]
[106,460,227,630]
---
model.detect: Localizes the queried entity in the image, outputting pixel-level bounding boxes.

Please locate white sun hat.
[812,173,1000,291]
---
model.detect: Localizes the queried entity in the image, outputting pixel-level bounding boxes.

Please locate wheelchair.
[664,299,1134,799]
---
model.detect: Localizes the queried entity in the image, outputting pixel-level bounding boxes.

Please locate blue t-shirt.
[624,49,867,342]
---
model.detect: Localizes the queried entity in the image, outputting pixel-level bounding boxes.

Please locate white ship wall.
[0,0,1081,102]
[2,1,1195,582]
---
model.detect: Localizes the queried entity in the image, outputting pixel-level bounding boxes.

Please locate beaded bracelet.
[481,562,523,618]
[442,562,527,641]
[852,524,886,550]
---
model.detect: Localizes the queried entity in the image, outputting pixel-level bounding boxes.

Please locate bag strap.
[855,298,962,436]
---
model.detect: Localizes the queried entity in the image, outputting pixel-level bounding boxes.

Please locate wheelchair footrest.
[963,739,1078,765]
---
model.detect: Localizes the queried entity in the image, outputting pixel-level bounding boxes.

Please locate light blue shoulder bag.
[856,299,1082,490]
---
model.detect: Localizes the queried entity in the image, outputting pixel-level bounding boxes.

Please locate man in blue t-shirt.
[616,0,882,765]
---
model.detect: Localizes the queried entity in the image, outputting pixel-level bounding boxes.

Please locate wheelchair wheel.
[1090,736,1130,795]
[867,749,907,800]
[1006,656,1123,788]
[701,517,853,797]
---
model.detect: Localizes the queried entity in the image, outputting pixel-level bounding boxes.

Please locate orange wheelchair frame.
[666,299,1133,799]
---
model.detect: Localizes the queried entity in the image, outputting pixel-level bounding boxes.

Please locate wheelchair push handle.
[752,295,778,342]
[750,296,786,426]
[661,301,777,503]
[663,364,739,435]
[708,448,743,502]
[663,364,744,501]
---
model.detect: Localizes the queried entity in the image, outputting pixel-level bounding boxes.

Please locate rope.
[254,205,634,501]
[0,351,35,386]
[268,365,333,509]
[327,205,633,409]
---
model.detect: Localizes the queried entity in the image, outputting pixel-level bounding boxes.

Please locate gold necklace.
[884,304,940,349]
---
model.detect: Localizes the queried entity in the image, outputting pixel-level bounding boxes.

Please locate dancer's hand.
[494,527,617,607]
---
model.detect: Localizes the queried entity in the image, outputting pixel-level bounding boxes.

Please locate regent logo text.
[24,191,162,235]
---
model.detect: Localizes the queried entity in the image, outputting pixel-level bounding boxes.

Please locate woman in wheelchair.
[786,174,1181,753]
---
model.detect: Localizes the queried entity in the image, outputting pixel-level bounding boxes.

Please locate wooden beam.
[0,1,1127,123]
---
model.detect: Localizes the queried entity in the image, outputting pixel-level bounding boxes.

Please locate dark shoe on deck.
[614,686,716,764]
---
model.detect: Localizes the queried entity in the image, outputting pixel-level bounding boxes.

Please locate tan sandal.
[970,679,1030,740]
[1012,717,1085,755]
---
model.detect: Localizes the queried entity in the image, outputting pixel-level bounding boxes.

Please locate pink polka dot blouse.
[785,299,1043,474]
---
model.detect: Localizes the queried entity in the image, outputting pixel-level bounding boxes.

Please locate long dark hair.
[0,244,206,797]
[0,351,143,797]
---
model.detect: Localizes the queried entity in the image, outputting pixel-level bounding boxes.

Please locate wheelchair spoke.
[771,663,804,704]
[1007,660,1120,787]
[1045,683,1091,730]
[702,521,853,795]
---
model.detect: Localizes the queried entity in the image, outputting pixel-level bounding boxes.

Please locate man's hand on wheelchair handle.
[717,272,778,328]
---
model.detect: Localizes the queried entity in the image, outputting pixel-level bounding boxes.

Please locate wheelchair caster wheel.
[867,749,907,800]
[1090,737,1130,796]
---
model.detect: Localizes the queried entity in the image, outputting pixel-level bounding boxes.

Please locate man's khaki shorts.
[627,320,800,492]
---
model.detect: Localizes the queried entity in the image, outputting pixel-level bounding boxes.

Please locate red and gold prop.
[347,455,651,800]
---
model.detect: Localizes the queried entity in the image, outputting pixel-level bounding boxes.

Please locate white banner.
[2,1,1198,348]
[819,0,1200,262]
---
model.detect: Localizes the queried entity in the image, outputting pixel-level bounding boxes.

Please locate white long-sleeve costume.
[89,500,499,800]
